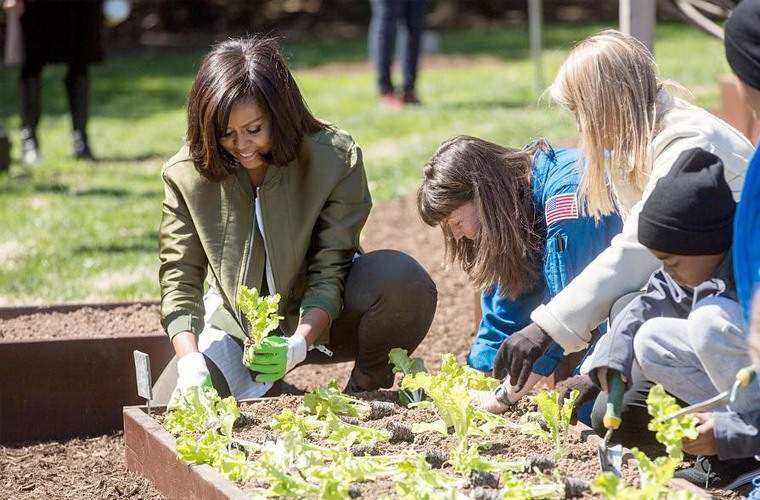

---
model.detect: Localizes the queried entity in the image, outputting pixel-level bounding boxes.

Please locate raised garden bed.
[0,301,173,444]
[124,391,712,499]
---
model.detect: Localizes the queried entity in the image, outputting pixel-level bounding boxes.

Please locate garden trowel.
[597,371,625,476]
[661,365,757,422]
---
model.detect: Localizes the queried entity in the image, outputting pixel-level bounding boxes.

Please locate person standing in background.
[368,0,427,109]
[3,0,103,164]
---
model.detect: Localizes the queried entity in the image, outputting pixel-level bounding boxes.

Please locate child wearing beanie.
[587,148,760,489]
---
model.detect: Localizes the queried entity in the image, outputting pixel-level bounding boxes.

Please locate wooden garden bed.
[0,301,172,444]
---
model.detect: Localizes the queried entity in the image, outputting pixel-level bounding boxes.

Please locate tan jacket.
[531,90,755,352]
[158,127,372,343]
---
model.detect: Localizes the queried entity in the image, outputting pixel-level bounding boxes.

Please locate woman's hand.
[247,334,307,382]
[492,323,551,390]
[171,331,212,397]
[247,307,329,382]
[682,413,717,456]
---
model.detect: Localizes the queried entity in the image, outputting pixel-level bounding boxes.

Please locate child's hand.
[682,413,717,456]
[594,367,627,392]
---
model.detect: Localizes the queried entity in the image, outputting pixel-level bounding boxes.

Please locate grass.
[0,23,732,304]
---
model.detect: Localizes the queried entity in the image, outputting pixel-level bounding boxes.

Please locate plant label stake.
[133,350,153,416]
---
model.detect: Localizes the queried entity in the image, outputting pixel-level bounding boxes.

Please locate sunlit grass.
[0,23,731,304]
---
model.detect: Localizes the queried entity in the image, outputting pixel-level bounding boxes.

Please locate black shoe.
[20,127,41,165]
[674,456,760,490]
[72,130,94,160]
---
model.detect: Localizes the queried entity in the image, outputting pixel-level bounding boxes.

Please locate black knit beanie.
[638,148,736,256]
[725,0,760,90]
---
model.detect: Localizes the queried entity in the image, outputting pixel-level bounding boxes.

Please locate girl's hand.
[682,413,717,456]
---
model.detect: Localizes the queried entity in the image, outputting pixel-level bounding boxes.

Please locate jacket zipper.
[237,192,256,336]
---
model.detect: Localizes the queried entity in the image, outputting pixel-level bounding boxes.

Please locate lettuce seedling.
[301,380,371,419]
[163,385,239,436]
[237,286,283,366]
[323,411,391,447]
[389,347,427,404]
[591,384,698,499]
[531,389,579,459]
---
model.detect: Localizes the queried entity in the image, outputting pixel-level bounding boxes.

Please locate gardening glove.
[248,335,307,383]
[170,352,212,406]
[555,373,600,421]
[492,323,552,391]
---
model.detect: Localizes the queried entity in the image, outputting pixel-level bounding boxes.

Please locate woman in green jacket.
[154,36,437,402]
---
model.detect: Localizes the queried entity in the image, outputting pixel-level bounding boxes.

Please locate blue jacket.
[734,147,760,327]
[467,146,623,374]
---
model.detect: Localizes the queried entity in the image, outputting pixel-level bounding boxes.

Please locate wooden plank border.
[124,406,248,500]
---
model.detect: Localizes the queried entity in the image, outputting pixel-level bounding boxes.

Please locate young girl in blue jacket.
[417,136,621,414]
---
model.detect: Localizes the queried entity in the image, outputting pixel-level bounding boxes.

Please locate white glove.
[286,334,308,372]
[176,352,212,392]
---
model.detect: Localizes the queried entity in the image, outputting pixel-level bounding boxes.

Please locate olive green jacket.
[158,127,372,343]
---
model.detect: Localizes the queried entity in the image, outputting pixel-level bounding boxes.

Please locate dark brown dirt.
[231,392,635,498]
[0,432,164,500]
[0,304,161,340]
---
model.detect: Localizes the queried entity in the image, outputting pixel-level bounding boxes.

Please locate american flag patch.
[545,192,579,226]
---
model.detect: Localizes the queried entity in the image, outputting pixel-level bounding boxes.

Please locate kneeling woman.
[155,36,437,402]
[417,136,620,413]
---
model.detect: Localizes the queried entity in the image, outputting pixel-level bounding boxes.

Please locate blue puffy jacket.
[734,148,760,327]
[467,146,623,374]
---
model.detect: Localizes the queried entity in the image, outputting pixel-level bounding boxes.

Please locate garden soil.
[229,393,637,498]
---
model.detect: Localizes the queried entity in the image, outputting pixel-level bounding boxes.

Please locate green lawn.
[0,23,732,304]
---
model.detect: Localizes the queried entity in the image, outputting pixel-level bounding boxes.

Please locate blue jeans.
[368,0,427,94]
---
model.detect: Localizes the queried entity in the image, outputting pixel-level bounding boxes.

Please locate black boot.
[19,76,42,165]
[65,70,94,161]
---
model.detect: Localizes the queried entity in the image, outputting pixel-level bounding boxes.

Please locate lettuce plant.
[301,379,371,419]
[531,389,579,459]
[389,347,427,404]
[591,384,698,499]
[237,286,283,366]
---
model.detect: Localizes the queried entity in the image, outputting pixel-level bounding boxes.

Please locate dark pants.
[368,0,427,94]
[155,250,437,401]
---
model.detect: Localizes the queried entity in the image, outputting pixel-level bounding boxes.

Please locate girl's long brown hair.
[417,136,545,298]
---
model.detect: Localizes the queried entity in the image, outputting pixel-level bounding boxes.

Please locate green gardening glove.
[248,335,307,383]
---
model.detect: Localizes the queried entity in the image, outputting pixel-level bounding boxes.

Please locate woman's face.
[219,98,273,171]
[445,201,481,241]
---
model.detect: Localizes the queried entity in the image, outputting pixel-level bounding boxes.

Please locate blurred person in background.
[3,0,103,164]
[368,0,427,109]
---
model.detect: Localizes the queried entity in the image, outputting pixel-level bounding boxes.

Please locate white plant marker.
[133,350,153,416]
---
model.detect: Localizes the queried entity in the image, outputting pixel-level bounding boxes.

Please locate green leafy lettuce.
[237,286,283,366]
[591,384,698,499]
